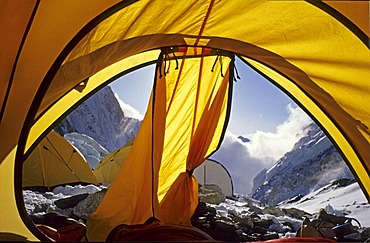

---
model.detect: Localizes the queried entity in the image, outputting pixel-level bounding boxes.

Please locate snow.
[52,184,102,196]
[23,185,106,217]
[22,179,370,241]
[279,182,370,227]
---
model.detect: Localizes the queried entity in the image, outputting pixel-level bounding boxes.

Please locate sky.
[110,57,313,194]
[110,58,302,135]
[110,65,154,121]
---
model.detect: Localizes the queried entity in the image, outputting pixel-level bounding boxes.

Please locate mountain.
[237,135,250,143]
[251,123,354,206]
[54,86,141,153]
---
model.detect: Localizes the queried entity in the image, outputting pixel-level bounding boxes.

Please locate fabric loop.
[186,169,194,176]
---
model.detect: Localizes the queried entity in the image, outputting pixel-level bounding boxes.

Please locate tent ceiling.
[0,0,369,240]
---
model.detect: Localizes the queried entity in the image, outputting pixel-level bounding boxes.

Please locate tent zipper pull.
[233,61,241,82]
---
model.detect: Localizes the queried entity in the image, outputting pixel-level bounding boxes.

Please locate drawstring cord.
[173,52,179,70]
[219,55,224,77]
[212,53,241,80]
[211,55,224,77]
[211,55,219,73]
[233,62,241,82]
[159,50,179,78]
[160,47,238,81]
[158,59,163,78]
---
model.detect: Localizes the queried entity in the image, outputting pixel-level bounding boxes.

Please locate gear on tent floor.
[105,217,214,241]
[30,212,86,241]
[296,217,336,239]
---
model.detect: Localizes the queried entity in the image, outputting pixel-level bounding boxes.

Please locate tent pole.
[203,164,206,193]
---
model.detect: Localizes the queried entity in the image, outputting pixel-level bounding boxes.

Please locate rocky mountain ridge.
[54,86,141,153]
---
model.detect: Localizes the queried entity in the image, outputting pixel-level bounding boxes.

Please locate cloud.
[210,104,312,195]
[114,93,143,120]
[246,104,312,162]
[210,131,269,195]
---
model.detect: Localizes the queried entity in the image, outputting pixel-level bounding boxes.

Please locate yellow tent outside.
[22,130,98,190]
[93,140,133,184]
[0,1,369,241]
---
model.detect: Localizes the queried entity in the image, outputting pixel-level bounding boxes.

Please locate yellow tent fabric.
[22,130,98,189]
[1,1,369,241]
[87,47,232,241]
[24,0,368,189]
[157,49,232,226]
[87,48,230,241]
[93,140,133,184]
[87,92,159,242]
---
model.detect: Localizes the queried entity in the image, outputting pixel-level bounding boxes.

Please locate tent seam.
[306,0,369,48]
[195,0,215,46]
[0,0,41,123]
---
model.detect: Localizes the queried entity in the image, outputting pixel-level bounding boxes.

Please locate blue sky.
[110,57,298,136]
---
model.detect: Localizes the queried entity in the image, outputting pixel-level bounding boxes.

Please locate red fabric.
[37,223,86,242]
[106,218,213,241]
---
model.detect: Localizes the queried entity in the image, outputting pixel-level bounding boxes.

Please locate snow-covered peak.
[268,123,331,175]
[291,123,325,151]
[54,86,141,153]
[251,123,354,206]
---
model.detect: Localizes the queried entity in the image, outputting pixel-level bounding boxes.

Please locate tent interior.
[20,48,369,242]
[1,0,369,241]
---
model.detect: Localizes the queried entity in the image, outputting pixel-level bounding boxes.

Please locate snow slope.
[251,123,354,205]
[279,181,370,227]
